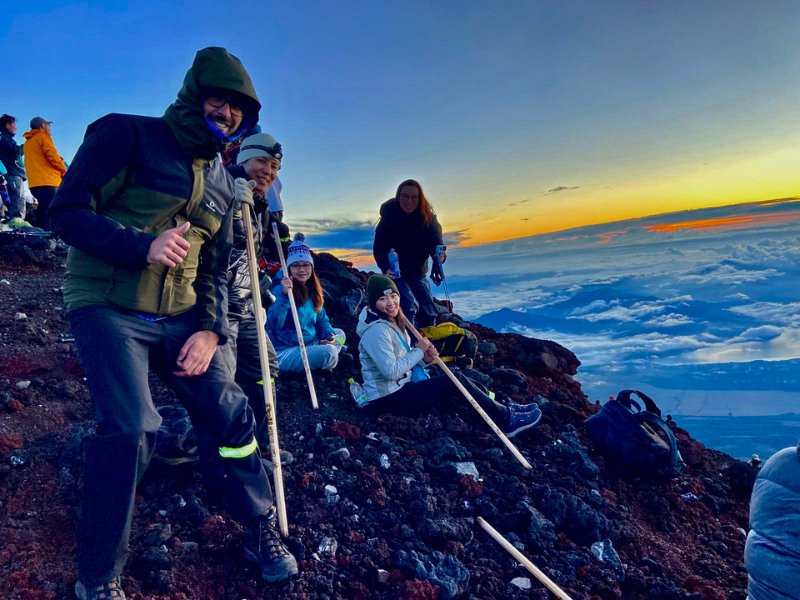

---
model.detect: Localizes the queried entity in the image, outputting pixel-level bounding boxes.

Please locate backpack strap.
[395,330,412,352]
[617,389,661,417]
[632,390,662,417]
[616,390,642,413]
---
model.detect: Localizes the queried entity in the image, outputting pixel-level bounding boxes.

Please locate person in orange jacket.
[23,116,67,229]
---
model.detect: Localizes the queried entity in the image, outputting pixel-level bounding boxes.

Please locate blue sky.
[3,1,800,256]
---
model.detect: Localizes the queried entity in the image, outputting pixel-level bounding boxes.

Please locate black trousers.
[216,311,278,446]
[365,371,509,425]
[70,305,272,587]
[30,185,58,229]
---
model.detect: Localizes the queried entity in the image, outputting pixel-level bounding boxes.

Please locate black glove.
[430,261,444,286]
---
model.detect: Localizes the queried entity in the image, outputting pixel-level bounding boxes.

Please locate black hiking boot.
[243,509,299,582]
[75,578,126,600]
[503,404,542,438]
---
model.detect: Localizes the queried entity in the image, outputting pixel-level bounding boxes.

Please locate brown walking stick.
[242,200,289,536]
[399,314,532,469]
[272,223,319,409]
[477,517,574,600]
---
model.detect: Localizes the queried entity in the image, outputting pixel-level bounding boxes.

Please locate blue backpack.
[586,390,684,479]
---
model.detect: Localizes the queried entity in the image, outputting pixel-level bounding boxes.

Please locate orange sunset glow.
[646,210,800,234]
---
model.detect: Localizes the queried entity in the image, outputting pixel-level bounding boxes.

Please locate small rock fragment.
[511,577,531,590]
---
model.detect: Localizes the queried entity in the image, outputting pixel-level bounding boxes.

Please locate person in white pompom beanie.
[267,233,347,372]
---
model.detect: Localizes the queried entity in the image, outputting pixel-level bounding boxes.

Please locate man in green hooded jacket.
[49,47,298,600]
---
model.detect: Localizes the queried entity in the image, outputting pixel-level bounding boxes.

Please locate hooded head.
[164,46,261,160]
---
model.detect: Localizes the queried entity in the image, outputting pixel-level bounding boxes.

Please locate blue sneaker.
[504,404,542,438]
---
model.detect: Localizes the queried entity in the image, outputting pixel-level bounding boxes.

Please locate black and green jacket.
[48,47,261,342]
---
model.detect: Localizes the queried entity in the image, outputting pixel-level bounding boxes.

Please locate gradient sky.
[3,1,800,257]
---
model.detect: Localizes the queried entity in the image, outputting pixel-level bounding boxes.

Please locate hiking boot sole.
[505,410,542,438]
[242,546,299,582]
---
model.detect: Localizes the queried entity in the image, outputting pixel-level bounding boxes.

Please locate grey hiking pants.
[219,311,278,443]
[70,305,272,588]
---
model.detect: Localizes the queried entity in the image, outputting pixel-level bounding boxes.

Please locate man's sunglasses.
[205,94,248,117]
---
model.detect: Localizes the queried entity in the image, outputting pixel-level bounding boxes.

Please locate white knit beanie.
[286,233,313,268]
[237,132,282,166]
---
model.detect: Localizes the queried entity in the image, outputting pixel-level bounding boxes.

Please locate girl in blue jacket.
[267,234,345,371]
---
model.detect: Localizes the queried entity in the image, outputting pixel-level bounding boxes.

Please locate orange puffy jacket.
[23,129,67,188]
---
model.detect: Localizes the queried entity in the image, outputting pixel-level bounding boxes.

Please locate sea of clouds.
[437,200,800,458]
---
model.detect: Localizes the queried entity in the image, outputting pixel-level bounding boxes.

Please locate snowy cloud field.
[439,199,800,459]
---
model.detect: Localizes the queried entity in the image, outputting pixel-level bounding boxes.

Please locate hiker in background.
[267,234,346,372]
[356,274,541,435]
[373,178,446,328]
[747,454,763,471]
[0,114,27,221]
[23,116,67,229]
[48,47,298,600]
[745,442,800,600]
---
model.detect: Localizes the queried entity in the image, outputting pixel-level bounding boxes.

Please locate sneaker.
[243,511,299,582]
[75,578,126,600]
[263,449,294,466]
[260,449,294,474]
[503,404,542,438]
[512,402,542,414]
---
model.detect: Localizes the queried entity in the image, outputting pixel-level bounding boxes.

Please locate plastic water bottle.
[388,248,401,278]
[348,378,368,407]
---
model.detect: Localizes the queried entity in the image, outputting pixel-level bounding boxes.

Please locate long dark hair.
[395,179,435,226]
[289,267,324,313]
[374,304,406,331]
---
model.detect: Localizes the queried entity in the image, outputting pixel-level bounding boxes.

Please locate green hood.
[164,46,261,160]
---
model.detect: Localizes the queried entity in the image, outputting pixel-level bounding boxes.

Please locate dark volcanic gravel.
[0,247,751,600]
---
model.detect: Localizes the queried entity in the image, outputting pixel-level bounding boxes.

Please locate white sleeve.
[361,325,425,382]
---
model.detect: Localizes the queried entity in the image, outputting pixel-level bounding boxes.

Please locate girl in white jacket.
[356,275,541,437]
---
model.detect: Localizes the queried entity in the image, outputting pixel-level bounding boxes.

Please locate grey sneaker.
[75,578,126,600]
[243,511,299,582]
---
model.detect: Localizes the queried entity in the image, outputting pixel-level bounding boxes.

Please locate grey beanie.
[238,132,283,165]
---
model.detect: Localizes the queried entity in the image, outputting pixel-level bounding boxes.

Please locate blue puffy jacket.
[745,445,800,600]
[266,270,334,350]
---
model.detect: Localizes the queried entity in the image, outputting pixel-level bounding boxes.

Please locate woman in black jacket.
[372,179,445,327]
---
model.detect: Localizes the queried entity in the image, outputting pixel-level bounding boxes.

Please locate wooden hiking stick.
[399,315,531,469]
[477,517,574,600]
[242,201,288,536]
[271,222,319,410]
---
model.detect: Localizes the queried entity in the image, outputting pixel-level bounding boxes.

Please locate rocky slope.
[0,245,753,600]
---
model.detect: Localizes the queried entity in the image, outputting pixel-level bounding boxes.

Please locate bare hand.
[281,277,293,296]
[423,343,439,364]
[384,270,395,280]
[319,335,336,345]
[148,222,191,268]
[416,336,434,354]
[174,330,220,377]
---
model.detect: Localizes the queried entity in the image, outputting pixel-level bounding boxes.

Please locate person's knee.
[322,345,340,369]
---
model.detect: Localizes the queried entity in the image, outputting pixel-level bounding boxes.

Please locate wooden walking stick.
[271,223,319,410]
[477,517,574,600]
[399,314,532,469]
[241,200,289,536]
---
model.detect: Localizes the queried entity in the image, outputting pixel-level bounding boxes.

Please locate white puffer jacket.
[356,308,425,403]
